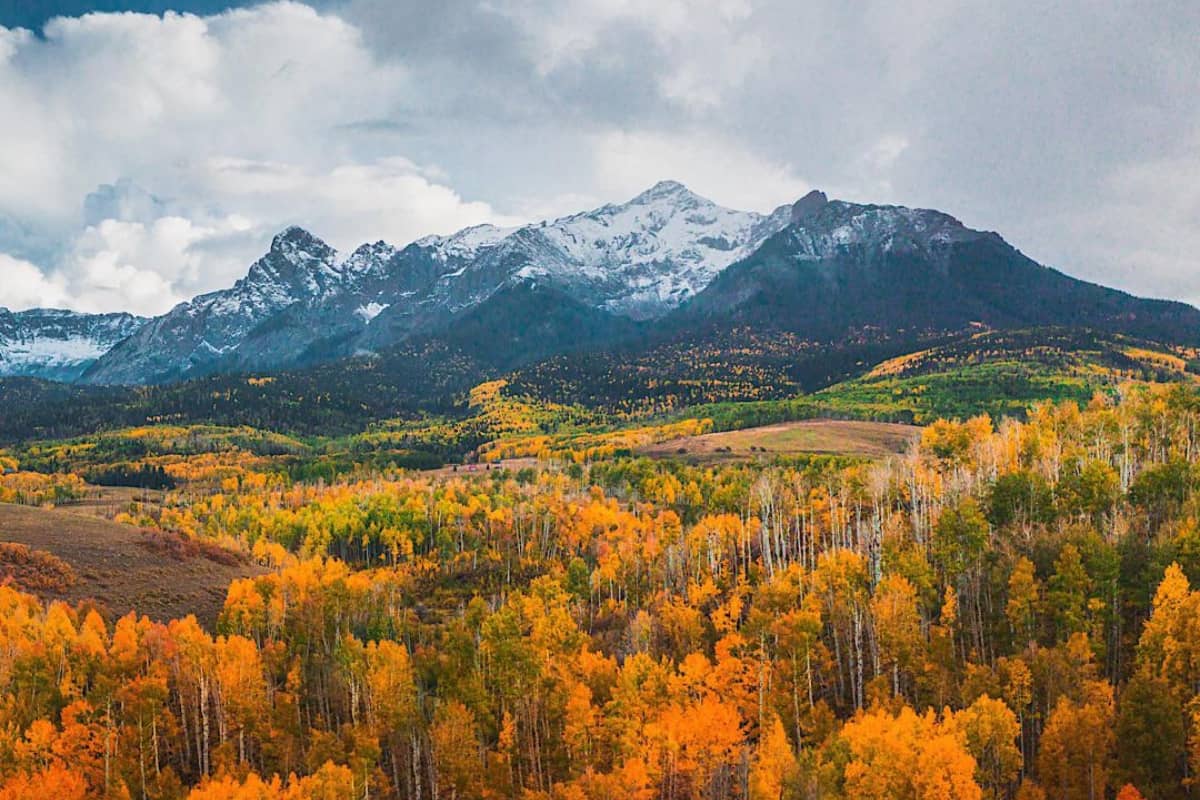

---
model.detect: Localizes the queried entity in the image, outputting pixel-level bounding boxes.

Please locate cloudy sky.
[1,0,1197,316]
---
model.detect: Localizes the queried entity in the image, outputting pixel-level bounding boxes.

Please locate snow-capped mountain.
[352,180,792,353]
[0,308,145,381]
[497,180,790,318]
[84,181,792,384]
[70,180,1200,388]
[779,190,987,258]
[84,227,366,385]
[674,189,1200,345]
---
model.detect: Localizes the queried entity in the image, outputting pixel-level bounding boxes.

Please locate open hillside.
[636,418,918,463]
[0,502,261,627]
[3,327,1197,472]
[812,328,1200,423]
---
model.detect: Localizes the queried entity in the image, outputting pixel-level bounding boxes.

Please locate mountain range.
[0,308,145,382]
[2,181,1197,386]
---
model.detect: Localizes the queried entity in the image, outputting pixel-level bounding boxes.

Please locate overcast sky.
[1,0,1197,316]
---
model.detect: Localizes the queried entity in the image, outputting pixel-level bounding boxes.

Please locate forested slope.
[1,386,1200,797]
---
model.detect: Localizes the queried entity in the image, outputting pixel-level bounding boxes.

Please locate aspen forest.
[2,384,1200,799]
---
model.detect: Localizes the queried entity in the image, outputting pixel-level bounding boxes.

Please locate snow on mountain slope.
[675,189,1200,348]
[203,226,347,317]
[337,240,398,280]
[355,180,793,351]
[30,182,1200,389]
[779,190,987,260]
[415,223,517,262]
[81,182,795,384]
[83,227,357,385]
[0,308,146,381]
[522,180,791,316]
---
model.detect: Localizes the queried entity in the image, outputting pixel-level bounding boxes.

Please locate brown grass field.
[0,502,262,628]
[638,419,920,463]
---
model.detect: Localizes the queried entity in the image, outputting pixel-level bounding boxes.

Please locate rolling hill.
[0,502,262,627]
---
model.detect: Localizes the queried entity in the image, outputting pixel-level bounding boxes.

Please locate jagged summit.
[675,192,1200,347]
[263,226,337,269]
[777,198,981,260]
[790,189,828,221]
[237,229,341,299]
[341,241,397,276]
[79,184,793,384]
[271,225,323,248]
[512,181,791,318]
[630,179,694,203]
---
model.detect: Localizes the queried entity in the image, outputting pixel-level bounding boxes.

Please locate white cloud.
[591,130,809,211]
[0,254,70,311]
[0,2,509,315]
[492,0,762,113]
[62,216,261,315]
[200,156,519,249]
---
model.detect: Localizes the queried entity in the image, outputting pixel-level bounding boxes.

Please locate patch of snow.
[0,335,109,367]
[0,310,145,377]
[355,302,389,322]
[514,264,548,280]
[418,224,517,261]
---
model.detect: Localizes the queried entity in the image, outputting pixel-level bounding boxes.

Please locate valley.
[5,379,1200,799]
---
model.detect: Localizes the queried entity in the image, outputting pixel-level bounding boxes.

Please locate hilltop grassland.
[636,418,919,463]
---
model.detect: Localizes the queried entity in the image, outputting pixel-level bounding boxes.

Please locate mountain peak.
[271,225,330,255]
[341,240,397,276]
[346,240,395,258]
[631,180,694,204]
[234,226,341,301]
[791,189,829,222]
